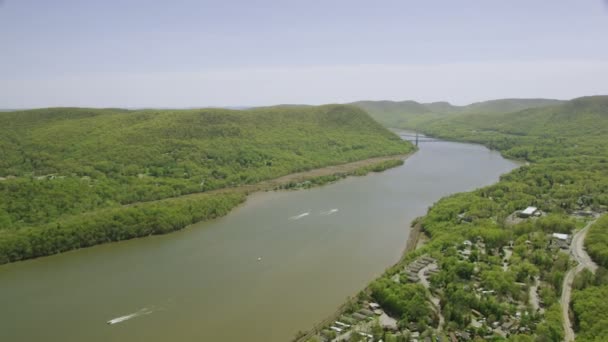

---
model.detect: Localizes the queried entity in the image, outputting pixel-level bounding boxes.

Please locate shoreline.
[400,221,424,261]
[0,152,413,266]
[138,152,414,200]
[293,220,425,342]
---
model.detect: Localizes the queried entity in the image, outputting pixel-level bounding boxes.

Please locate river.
[0,134,520,342]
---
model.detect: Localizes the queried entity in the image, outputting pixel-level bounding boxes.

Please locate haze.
[1,0,607,108]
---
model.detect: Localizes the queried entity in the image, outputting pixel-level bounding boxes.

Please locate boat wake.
[107,307,155,325]
[320,208,339,216]
[289,212,310,220]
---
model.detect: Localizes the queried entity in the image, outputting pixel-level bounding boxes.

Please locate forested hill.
[351,98,564,129]
[0,104,409,178]
[419,95,608,161]
[0,105,411,263]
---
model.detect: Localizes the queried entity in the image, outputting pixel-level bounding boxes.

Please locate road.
[529,276,541,313]
[503,247,512,272]
[418,263,444,330]
[561,218,599,342]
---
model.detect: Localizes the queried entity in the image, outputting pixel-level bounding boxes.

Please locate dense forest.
[0,105,412,263]
[414,96,608,341]
[305,96,608,341]
[570,215,608,342]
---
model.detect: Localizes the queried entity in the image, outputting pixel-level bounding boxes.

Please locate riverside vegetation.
[0,105,412,264]
[301,96,608,341]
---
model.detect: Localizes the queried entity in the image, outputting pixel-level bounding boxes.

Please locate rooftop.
[552,233,569,240]
[521,207,538,215]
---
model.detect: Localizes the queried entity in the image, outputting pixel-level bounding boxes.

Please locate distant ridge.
[350,98,566,129]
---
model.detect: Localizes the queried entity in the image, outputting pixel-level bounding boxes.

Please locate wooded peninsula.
[0,105,412,263]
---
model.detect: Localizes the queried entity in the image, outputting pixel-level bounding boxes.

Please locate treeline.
[277,159,404,190]
[370,279,432,326]
[570,216,608,341]
[0,192,245,264]
[570,265,608,341]
[585,215,608,268]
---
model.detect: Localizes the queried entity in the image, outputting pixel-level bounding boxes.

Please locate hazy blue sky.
[1,0,607,108]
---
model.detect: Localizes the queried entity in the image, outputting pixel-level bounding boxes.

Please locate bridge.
[398,133,442,146]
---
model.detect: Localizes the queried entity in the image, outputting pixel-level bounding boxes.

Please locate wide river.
[0,134,520,342]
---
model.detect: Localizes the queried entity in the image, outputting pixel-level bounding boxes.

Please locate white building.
[518,206,539,218]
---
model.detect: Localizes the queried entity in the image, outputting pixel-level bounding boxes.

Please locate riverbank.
[0,154,411,265]
[293,219,425,342]
[178,153,412,197]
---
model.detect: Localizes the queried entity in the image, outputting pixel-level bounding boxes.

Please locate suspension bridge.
[398,132,443,146]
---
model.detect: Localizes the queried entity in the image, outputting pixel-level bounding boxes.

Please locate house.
[358,309,375,317]
[357,332,373,339]
[334,321,350,328]
[456,331,472,340]
[352,313,367,321]
[501,320,515,331]
[457,213,473,223]
[518,207,539,218]
[550,233,571,249]
[552,233,569,240]
[379,312,398,331]
[460,249,472,256]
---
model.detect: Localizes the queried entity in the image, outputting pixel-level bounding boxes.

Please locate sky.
[1,0,608,108]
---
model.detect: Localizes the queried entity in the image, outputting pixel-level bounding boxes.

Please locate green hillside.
[419,96,608,161]
[319,96,608,341]
[0,105,411,263]
[462,98,565,115]
[351,98,565,129]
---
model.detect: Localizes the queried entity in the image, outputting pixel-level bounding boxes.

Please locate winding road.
[418,263,445,330]
[561,217,599,342]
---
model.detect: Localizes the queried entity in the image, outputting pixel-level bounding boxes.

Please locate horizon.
[1,94,604,111]
[1,1,608,108]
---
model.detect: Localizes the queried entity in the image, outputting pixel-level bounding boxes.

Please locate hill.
[419,95,608,160]
[305,96,608,341]
[0,105,412,263]
[350,98,565,129]
[461,98,565,115]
